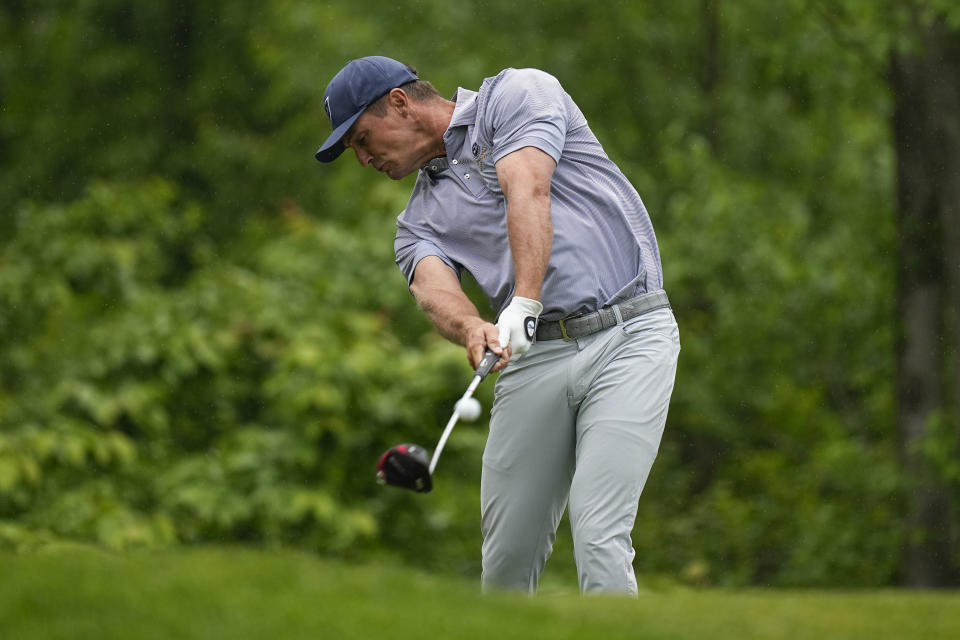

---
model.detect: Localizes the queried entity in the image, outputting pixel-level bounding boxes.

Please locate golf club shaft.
[428,349,499,475]
[429,407,461,475]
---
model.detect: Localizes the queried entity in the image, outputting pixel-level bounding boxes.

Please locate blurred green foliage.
[1,0,957,586]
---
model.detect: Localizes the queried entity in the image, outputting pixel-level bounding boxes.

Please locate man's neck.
[421,99,456,159]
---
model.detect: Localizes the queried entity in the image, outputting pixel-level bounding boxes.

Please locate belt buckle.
[558,313,582,341]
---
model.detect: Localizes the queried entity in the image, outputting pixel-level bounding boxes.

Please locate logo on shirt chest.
[472,143,490,168]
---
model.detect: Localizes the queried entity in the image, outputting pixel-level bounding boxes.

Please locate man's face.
[342,103,429,180]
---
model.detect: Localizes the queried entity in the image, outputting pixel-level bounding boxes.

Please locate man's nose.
[355,148,373,167]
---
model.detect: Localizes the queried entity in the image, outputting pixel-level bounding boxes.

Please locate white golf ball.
[455,397,482,422]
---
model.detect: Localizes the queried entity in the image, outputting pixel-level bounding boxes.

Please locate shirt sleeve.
[394,215,461,285]
[482,68,568,165]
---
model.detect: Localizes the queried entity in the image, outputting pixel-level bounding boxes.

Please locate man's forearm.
[409,255,507,370]
[411,284,485,347]
[506,191,552,301]
[495,146,557,302]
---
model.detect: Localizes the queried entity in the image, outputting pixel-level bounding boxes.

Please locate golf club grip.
[475,349,499,380]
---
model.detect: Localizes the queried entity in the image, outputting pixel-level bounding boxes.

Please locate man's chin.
[386,166,415,180]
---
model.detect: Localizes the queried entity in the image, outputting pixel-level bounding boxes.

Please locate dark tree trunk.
[700,0,721,150]
[890,17,960,588]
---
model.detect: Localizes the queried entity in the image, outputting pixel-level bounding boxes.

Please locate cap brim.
[315,108,365,163]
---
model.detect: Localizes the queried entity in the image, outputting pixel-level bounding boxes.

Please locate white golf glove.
[496,296,543,356]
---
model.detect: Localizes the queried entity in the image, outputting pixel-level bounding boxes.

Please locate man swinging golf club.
[315,56,681,595]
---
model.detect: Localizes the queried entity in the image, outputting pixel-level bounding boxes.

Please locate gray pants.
[480,307,680,594]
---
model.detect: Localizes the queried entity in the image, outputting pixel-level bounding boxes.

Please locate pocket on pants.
[619,308,679,343]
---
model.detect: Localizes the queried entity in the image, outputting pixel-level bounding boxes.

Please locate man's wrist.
[512,289,542,302]
[459,315,489,347]
[506,296,544,317]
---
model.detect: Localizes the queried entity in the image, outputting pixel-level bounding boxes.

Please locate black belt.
[536,290,671,341]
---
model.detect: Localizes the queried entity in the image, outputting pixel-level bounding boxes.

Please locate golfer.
[315,56,680,594]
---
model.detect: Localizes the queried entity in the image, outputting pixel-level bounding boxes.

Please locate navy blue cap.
[315,56,418,163]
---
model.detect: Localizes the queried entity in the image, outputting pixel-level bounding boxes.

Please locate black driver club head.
[376,443,433,493]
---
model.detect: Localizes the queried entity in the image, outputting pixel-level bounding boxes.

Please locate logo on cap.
[324,96,333,123]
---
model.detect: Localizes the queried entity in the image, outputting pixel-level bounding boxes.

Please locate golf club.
[376,349,500,493]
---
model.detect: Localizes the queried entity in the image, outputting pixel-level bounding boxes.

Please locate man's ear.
[388,88,409,116]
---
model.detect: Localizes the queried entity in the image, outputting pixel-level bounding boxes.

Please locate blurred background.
[1,0,958,589]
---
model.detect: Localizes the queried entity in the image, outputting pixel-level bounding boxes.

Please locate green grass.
[1,546,957,640]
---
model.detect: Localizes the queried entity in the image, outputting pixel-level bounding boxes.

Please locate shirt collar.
[423,88,477,179]
[423,156,449,180]
[447,87,478,129]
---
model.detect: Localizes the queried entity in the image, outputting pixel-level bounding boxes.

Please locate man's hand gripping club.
[495,296,543,357]
[461,296,541,373]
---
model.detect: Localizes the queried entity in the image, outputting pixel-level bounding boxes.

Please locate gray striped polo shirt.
[394,67,664,322]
